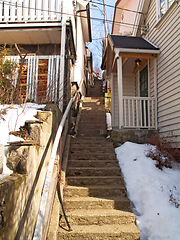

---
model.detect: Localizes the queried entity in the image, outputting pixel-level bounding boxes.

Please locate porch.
[0,0,63,45]
[103,35,160,130]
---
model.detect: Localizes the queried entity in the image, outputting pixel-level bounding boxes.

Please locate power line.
[0,0,141,29]
[91,0,144,15]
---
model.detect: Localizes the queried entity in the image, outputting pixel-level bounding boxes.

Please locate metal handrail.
[33,80,83,239]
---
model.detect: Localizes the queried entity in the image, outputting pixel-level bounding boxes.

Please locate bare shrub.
[147,134,180,170]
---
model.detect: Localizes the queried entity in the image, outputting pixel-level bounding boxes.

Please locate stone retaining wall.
[0,104,61,240]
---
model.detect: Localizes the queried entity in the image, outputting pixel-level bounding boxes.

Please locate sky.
[87,0,117,70]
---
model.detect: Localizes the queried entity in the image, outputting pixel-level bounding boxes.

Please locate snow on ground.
[115,142,180,240]
[0,103,45,179]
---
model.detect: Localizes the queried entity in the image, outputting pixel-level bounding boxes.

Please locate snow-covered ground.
[0,103,45,179]
[116,142,180,240]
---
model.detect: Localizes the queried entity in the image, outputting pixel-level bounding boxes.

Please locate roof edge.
[114,47,160,54]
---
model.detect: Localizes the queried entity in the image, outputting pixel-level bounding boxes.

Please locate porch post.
[154,58,158,129]
[59,22,66,111]
[111,73,115,127]
[117,55,123,129]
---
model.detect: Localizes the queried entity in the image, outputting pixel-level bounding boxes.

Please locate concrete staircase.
[57,81,140,239]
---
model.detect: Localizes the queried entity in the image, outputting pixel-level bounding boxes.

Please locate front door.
[140,66,148,126]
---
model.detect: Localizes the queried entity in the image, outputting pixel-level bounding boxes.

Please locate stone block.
[111,129,158,147]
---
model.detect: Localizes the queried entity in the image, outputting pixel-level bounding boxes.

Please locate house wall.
[112,0,139,35]
[143,0,180,147]
[111,72,136,127]
[74,4,87,97]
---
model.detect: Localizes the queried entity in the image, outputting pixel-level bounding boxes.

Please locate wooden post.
[111,73,114,127]
[154,58,158,129]
[117,55,123,129]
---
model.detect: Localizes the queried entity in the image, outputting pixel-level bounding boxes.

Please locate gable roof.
[109,35,159,53]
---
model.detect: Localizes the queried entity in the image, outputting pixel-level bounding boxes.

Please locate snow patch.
[115,142,180,240]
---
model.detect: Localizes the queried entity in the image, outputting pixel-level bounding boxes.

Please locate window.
[157,0,175,20]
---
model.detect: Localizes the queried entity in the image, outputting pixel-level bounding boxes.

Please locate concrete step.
[60,209,135,226]
[64,185,126,198]
[81,106,105,111]
[70,141,114,149]
[66,167,121,177]
[70,146,115,153]
[70,137,112,144]
[82,97,104,102]
[57,223,140,240]
[69,152,116,160]
[77,129,107,137]
[67,160,119,168]
[77,123,107,129]
[66,176,124,186]
[63,196,131,211]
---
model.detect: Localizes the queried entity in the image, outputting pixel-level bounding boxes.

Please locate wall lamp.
[135,59,142,66]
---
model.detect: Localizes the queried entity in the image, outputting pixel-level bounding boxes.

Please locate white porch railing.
[123,96,156,129]
[0,0,62,22]
[6,55,61,103]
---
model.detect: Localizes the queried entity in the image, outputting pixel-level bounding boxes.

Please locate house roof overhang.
[109,35,160,56]
[102,34,160,72]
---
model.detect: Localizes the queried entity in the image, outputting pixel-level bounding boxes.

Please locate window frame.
[156,0,175,21]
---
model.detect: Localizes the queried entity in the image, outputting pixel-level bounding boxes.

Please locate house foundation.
[111,129,158,148]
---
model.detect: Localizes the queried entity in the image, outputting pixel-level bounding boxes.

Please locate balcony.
[0,0,63,44]
[0,0,62,23]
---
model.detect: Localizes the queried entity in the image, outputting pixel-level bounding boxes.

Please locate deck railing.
[6,55,60,103]
[0,0,62,22]
[123,96,156,129]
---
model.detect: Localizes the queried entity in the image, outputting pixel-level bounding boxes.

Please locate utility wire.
[0,0,142,29]
[90,0,145,15]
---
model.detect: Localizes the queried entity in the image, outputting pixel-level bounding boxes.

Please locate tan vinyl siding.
[144,0,180,147]
[112,73,136,127]
[123,73,136,96]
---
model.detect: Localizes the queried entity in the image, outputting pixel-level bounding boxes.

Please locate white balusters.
[49,0,55,20]
[0,0,62,22]
[42,0,49,20]
[123,97,156,128]
[4,0,10,21]
[10,0,16,21]
[0,1,2,21]
[17,0,23,21]
[36,0,42,21]
[30,0,36,21]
